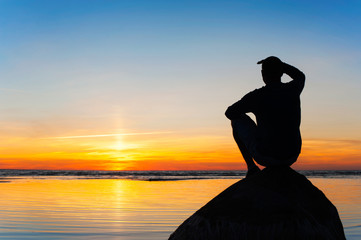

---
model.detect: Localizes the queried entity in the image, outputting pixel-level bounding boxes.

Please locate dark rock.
[169,166,345,240]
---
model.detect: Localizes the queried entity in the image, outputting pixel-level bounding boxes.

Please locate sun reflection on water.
[0,177,360,239]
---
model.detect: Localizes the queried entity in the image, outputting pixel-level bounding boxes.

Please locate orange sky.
[0,129,360,170]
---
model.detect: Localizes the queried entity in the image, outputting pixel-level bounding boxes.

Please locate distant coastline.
[0,169,360,181]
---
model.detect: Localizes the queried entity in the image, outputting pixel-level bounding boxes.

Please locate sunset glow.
[0,129,359,170]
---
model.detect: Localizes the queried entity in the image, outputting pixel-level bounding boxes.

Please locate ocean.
[0,170,360,239]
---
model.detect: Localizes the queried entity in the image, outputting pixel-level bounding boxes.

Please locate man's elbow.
[225,107,233,120]
[298,71,306,83]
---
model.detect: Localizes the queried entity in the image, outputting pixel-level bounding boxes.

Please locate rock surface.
[169,167,345,240]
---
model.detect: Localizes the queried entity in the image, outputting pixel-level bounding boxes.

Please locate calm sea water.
[0,170,360,240]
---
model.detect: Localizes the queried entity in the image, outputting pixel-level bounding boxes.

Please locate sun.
[108,135,140,151]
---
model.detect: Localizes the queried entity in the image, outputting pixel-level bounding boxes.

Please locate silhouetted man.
[225,56,305,177]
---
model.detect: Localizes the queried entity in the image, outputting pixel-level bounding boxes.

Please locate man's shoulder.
[240,87,266,104]
[242,85,266,98]
[248,86,266,95]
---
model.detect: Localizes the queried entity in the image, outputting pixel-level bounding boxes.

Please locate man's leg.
[231,115,260,177]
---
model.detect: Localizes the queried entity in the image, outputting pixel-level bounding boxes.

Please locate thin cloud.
[48,131,174,139]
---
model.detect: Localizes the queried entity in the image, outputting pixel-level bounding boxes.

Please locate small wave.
[344,224,361,229]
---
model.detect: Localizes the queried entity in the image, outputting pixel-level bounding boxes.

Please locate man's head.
[257,56,283,85]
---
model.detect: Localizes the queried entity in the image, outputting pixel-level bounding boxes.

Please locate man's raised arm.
[283,62,306,92]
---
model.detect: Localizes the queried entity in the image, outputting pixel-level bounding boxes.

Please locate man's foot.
[246,166,261,178]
